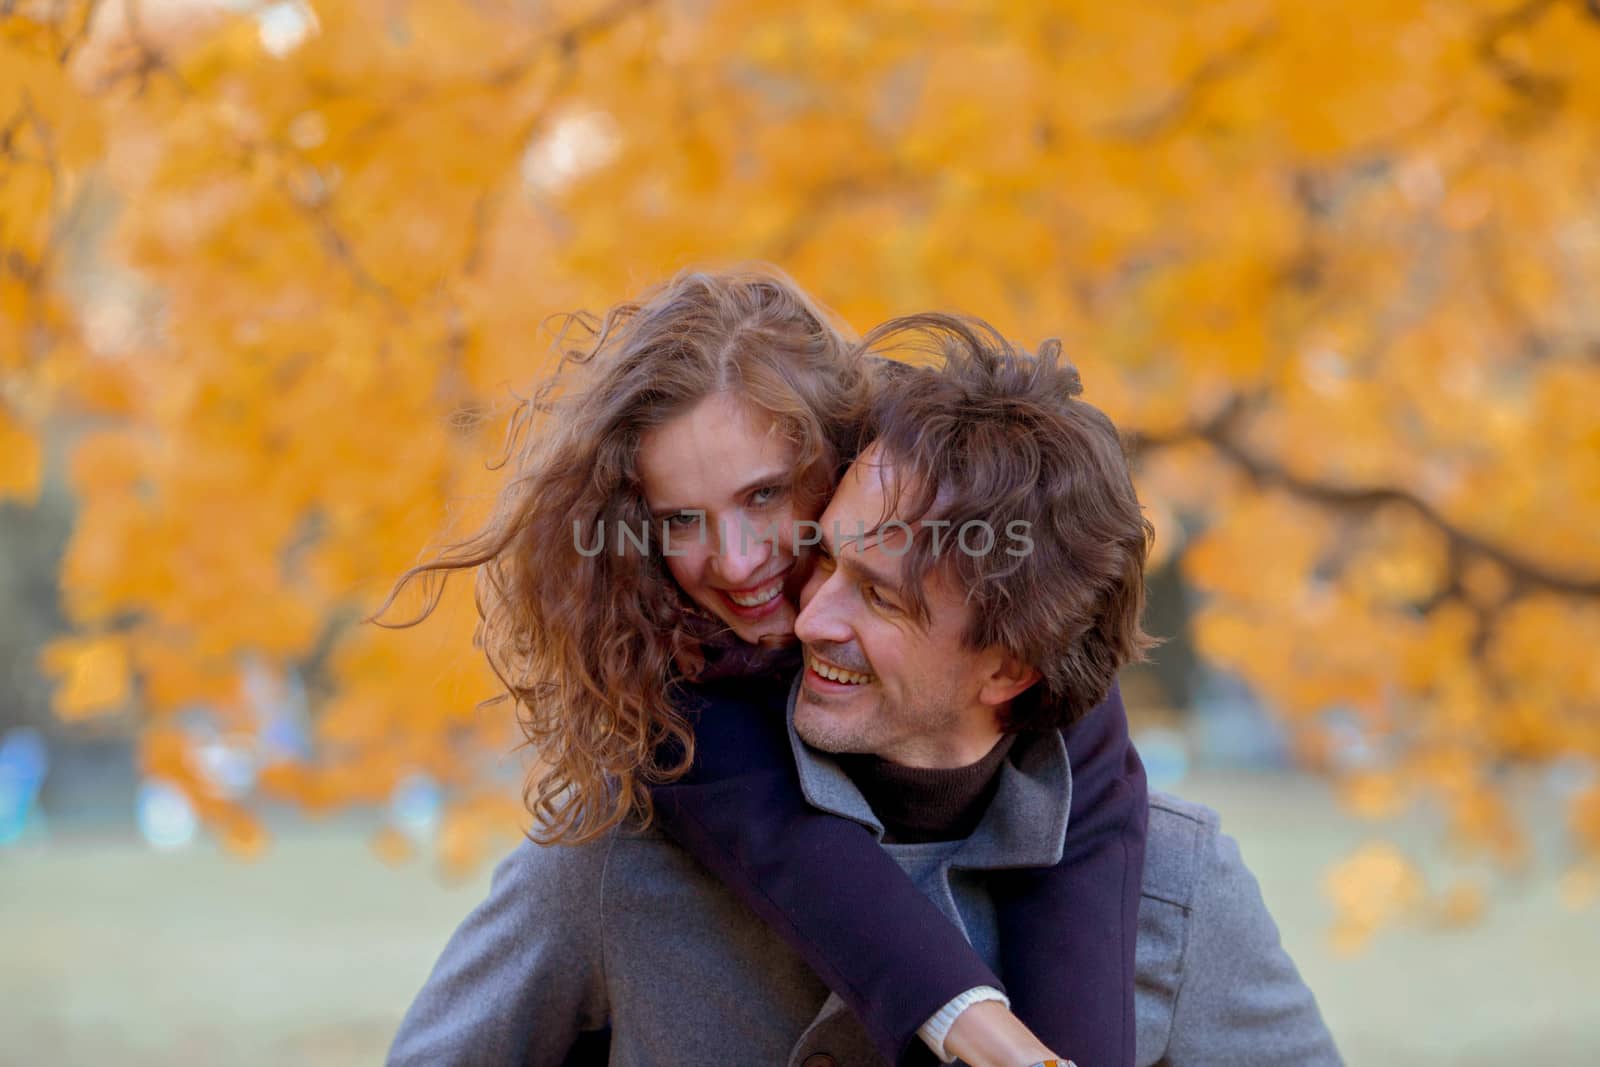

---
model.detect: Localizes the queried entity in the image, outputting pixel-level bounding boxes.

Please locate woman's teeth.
[806,654,875,686]
[727,578,784,608]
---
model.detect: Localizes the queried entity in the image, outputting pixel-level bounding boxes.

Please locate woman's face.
[638,391,820,645]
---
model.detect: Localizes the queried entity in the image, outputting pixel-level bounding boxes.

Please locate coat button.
[801,1056,836,1067]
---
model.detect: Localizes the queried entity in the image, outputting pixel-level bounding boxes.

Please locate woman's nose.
[709,515,773,587]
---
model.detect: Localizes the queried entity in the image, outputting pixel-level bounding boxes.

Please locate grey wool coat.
[390,682,1342,1066]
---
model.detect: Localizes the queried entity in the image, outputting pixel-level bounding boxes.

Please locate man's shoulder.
[483,829,618,904]
[477,823,695,926]
[1138,790,1299,985]
[492,820,712,895]
[1141,790,1222,910]
[1137,793,1344,1063]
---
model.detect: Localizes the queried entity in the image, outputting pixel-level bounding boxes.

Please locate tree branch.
[1131,400,1600,599]
[482,0,658,88]
[1108,22,1275,141]
[1478,0,1565,106]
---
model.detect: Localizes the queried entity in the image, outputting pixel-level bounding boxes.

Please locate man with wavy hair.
[391,315,1341,1066]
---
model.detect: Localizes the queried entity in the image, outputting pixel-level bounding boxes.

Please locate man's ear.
[976,648,1041,709]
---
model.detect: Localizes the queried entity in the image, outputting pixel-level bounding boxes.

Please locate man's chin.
[793,694,872,754]
[795,681,861,716]
[793,718,848,754]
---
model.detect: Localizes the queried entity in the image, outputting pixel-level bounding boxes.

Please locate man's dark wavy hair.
[859,313,1157,731]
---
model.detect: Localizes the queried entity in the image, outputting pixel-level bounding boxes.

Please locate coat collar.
[783,673,1073,871]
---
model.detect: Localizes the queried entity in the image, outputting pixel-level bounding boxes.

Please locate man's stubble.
[793,684,966,764]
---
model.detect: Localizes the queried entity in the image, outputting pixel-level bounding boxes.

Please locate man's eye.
[864,585,897,612]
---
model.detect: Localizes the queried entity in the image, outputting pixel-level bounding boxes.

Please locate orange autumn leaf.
[40,634,132,720]
[0,406,42,502]
[371,825,417,867]
[216,807,270,860]
[1324,841,1425,955]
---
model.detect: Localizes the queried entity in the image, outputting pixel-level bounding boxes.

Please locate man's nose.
[709,515,772,587]
[794,567,851,645]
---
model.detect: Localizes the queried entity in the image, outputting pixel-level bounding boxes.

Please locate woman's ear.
[976,649,1041,709]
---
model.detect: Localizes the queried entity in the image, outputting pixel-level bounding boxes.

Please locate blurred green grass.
[2,772,1596,1066]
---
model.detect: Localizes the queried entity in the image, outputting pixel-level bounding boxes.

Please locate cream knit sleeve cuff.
[917,985,1011,1063]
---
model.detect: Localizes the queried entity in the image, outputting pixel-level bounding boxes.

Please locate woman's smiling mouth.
[717,568,792,618]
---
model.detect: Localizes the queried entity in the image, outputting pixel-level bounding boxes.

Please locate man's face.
[792,443,1037,768]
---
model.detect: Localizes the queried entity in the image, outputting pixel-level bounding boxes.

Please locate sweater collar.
[783,673,1073,871]
[836,734,1018,844]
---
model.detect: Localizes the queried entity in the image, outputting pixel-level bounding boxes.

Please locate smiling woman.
[375,266,866,843]
[637,390,811,646]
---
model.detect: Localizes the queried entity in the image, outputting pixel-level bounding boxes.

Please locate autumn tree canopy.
[4,0,1599,937]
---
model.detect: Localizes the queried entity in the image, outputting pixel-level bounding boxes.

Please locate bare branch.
[1131,400,1600,599]
[56,0,103,63]
[1109,22,1275,141]
[482,0,659,88]
[1478,0,1565,106]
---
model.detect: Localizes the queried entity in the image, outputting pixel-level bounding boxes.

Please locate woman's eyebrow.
[732,468,791,496]
[647,468,790,517]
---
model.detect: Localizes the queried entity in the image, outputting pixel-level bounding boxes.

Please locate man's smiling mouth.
[804,652,875,686]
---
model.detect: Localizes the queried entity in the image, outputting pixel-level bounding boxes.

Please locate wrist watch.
[1028,1061,1077,1067]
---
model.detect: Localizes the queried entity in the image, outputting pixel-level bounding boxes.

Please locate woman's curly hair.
[375,267,866,845]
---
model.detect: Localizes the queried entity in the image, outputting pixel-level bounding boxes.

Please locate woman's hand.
[942,999,1068,1067]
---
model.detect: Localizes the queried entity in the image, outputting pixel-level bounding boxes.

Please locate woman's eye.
[665,511,702,528]
[749,484,784,506]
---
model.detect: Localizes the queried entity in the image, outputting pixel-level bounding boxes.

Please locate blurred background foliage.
[3,0,1600,950]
